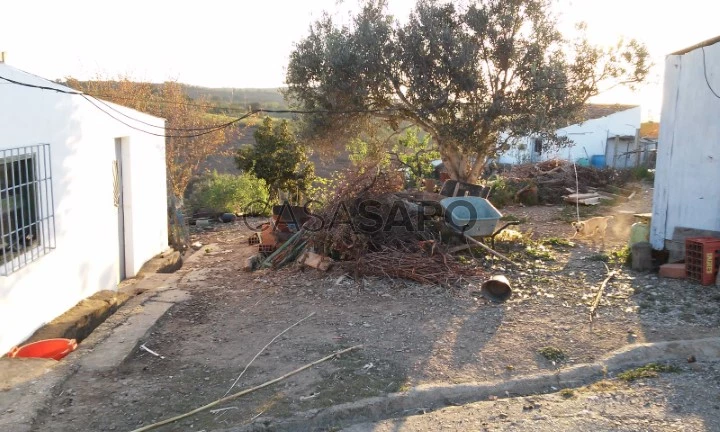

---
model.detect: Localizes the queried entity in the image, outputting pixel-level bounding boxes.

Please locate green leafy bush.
[631,166,655,181]
[188,171,269,215]
[487,176,517,208]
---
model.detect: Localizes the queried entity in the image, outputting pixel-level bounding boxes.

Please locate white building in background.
[651,36,720,250]
[498,104,643,168]
[0,61,168,353]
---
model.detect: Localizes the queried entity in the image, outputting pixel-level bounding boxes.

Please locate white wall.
[0,64,168,353]
[498,107,641,165]
[651,42,720,249]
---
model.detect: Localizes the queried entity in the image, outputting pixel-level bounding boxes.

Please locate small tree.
[286,0,650,183]
[235,117,314,200]
[188,171,269,214]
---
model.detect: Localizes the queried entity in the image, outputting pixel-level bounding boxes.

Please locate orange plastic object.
[7,338,77,361]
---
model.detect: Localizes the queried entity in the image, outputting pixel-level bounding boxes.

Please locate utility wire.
[701,47,720,99]
[86,92,254,111]
[80,94,249,138]
[0,75,83,95]
[0,74,243,136]
[1,74,406,139]
[84,94,232,132]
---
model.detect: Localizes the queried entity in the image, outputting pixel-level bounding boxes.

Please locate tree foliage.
[188,171,269,214]
[286,0,649,182]
[235,117,314,199]
[65,77,233,198]
[346,127,440,188]
[391,128,441,188]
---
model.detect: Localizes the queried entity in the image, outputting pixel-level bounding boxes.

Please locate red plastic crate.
[685,237,720,285]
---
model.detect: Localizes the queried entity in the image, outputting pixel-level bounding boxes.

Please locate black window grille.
[1,144,56,275]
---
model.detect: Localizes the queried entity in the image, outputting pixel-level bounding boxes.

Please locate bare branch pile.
[264,165,486,286]
[356,247,480,286]
[504,160,631,203]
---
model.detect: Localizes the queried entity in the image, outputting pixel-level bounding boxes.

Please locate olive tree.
[286,0,649,182]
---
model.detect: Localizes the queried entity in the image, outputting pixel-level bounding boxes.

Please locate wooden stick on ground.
[589,263,617,323]
[223,312,316,397]
[462,235,518,266]
[129,345,362,432]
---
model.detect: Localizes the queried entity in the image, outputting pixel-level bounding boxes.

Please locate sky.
[1,0,718,121]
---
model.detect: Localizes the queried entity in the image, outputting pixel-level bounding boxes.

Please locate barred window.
[1,144,56,275]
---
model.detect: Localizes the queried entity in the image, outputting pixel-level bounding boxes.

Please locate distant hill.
[63,79,290,112]
[181,85,288,110]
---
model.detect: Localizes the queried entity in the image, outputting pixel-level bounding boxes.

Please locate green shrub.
[538,346,567,362]
[188,171,270,215]
[617,363,679,382]
[631,166,655,181]
[487,176,517,208]
[541,237,575,247]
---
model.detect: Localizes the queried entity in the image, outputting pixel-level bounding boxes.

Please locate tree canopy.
[286,0,649,182]
[235,117,314,200]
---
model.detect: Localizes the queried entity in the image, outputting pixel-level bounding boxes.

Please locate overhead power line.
[80,94,252,138]
[0,74,406,139]
[84,95,232,132]
[0,74,244,136]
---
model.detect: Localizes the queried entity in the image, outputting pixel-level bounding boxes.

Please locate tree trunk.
[436,137,490,184]
[438,143,482,184]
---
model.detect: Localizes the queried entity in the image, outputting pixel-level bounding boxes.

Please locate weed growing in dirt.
[609,246,632,265]
[397,382,412,392]
[500,214,529,224]
[631,166,655,181]
[588,253,610,262]
[538,346,567,363]
[541,237,575,248]
[586,380,625,392]
[559,388,575,398]
[617,363,680,382]
[524,244,555,261]
[589,246,632,265]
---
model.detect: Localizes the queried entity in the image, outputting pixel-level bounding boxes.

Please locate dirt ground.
[31,181,720,431]
[345,361,720,431]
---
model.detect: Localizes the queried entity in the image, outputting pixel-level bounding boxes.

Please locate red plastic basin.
[7,338,77,361]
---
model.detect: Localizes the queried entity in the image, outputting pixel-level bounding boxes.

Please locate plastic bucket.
[590,155,606,168]
[8,338,77,361]
[480,275,513,302]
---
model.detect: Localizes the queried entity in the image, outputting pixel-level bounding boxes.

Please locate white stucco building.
[651,36,720,250]
[498,104,642,168]
[0,62,168,353]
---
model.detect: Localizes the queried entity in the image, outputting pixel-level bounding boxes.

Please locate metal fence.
[0,144,56,275]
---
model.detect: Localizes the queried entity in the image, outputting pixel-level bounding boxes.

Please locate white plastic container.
[440,196,502,237]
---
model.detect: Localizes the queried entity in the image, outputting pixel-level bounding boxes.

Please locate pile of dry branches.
[309,166,434,258]
[504,160,631,203]
[299,165,484,285]
[356,247,482,286]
